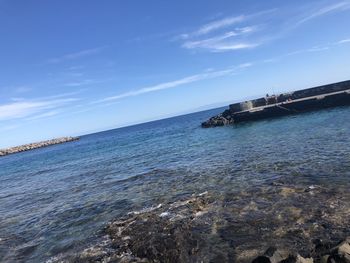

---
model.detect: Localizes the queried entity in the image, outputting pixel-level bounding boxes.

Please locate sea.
[0,106,349,262]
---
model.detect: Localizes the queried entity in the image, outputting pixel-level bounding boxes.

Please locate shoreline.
[53,182,350,263]
[0,136,79,157]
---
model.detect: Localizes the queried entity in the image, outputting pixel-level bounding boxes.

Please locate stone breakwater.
[202,80,350,127]
[53,182,350,263]
[0,136,79,156]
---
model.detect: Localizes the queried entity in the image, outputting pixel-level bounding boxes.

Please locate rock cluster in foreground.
[252,239,350,262]
[55,182,350,263]
[0,136,79,156]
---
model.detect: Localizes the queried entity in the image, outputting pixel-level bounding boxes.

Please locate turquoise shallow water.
[0,106,350,262]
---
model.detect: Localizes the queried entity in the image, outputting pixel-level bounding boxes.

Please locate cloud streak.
[0,97,78,121]
[297,1,350,25]
[64,79,95,87]
[261,37,350,65]
[177,10,279,53]
[96,63,253,103]
[182,27,260,52]
[25,110,61,121]
[338,38,350,44]
[47,46,107,64]
[180,9,276,40]
[0,124,20,132]
[178,2,350,53]
[193,15,245,37]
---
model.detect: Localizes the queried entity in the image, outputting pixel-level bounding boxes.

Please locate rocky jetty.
[0,136,79,156]
[54,182,350,263]
[202,80,350,127]
[201,109,234,128]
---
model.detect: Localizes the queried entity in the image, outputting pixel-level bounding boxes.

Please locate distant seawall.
[0,137,79,157]
[202,80,350,127]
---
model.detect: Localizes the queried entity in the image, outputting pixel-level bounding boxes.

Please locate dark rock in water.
[271,181,285,186]
[69,194,213,263]
[327,237,350,263]
[251,238,350,263]
[311,238,335,260]
[252,247,287,263]
[108,216,199,262]
[201,110,234,128]
[321,255,330,263]
[280,254,313,263]
[55,185,350,263]
[252,248,314,263]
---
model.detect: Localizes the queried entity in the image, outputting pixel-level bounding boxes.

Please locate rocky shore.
[53,182,350,263]
[0,136,79,157]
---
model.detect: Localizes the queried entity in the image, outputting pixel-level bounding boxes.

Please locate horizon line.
[3,78,348,149]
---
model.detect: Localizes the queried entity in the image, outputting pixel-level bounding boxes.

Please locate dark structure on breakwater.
[0,136,79,157]
[202,80,350,127]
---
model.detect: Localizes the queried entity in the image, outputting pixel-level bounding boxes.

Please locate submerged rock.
[280,254,313,263]
[105,195,211,263]
[252,248,313,263]
[252,247,288,263]
[327,237,350,263]
[250,238,350,263]
[56,184,350,263]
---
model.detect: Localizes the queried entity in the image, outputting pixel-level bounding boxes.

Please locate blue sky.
[1,0,350,147]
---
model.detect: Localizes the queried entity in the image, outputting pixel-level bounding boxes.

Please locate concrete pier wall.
[202,80,350,127]
[290,80,350,100]
[229,80,350,113]
[233,91,350,123]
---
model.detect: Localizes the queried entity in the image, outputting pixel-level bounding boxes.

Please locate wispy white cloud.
[47,46,107,64]
[178,2,350,53]
[180,9,276,40]
[338,38,350,44]
[206,43,259,52]
[286,37,350,57]
[68,65,85,71]
[95,63,253,103]
[0,124,20,132]
[14,86,32,93]
[64,79,95,87]
[10,97,26,102]
[192,15,245,37]
[182,27,260,52]
[46,90,87,100]
[0,97,78,121]
[0,85,32,97]
[297,1,350,25]
[67,72,84,78]
[178,10,276,53]
[182,31,239,48]
[285,46,330,57]
[260,37,349,64]
[25,110,61,121]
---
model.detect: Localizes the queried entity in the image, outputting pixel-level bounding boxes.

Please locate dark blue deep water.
[0,107,350,262]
